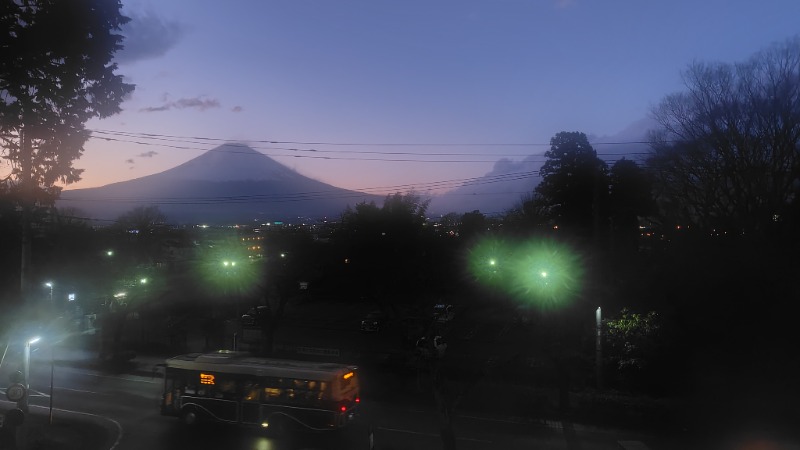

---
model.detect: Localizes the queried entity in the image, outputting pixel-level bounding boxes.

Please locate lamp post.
[595,307,603,389]
[20,336,41,413]
[49,344,54,424]
[45,281,53,306]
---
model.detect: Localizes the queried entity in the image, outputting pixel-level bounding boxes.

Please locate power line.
[89,129,654,160]
[59,170,543,205]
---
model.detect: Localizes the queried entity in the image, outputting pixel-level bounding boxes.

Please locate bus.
[160,350,360,433]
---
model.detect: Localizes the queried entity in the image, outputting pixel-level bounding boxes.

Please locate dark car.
[360,310,387,332]
[241,305,271,327]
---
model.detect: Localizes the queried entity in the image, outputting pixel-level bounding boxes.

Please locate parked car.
[360,310,387,332]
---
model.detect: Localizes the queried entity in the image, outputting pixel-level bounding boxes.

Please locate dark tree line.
[649,36,800,241]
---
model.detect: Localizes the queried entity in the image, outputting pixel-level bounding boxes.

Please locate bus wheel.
[180,409,198,426]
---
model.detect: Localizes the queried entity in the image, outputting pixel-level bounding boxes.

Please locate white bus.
[160,350,360,434]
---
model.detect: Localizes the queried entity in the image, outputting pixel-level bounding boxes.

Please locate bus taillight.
[355,397,360,403]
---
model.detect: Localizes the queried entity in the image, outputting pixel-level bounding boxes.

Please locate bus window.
[263,387,281,400]
[244,385,261,402]
[220,380,237,395]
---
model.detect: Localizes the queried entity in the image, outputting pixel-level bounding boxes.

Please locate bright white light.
[45,282,53,288]
[28,337,41,345]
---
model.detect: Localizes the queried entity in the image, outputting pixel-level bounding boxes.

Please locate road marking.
[81,372,158,384]
[56,365,160,384]
[27,385,128,397]
[377,426,493,443]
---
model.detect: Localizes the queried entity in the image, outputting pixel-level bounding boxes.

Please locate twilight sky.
[68,0,800,195]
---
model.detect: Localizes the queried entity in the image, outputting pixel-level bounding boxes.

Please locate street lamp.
[45,281,53,305]
[20,336,41,413]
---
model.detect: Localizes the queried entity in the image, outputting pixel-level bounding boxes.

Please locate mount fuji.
[57,144,382,225]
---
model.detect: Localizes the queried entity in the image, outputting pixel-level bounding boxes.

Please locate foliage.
[1,0,134,299]
[648,36,800,239]
[458,210,487,239]
[0,0,134,197]
[335,192,435,299]
[114,205,167,233]
[608,158,656,251]
[605,308,662,373]
[534,132,609,237]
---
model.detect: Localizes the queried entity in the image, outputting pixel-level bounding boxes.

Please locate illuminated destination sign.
[342,372,354,380]
[200,373,216,385]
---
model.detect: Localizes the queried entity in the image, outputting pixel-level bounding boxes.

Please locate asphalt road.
[10,297,793,449]
[0,300,668,450]
[18,362,646,450]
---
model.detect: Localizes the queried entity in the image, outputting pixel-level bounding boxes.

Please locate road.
[18,360,644,450]
[1,315,662,450]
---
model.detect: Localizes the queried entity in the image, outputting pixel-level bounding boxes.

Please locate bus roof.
[165,350,357,380]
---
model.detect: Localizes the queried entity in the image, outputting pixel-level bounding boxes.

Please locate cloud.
[487,155,543,176]
[115,10,185,64]
[138,151,158,158]
[140,96,221,113]
[125,158,135,164]
[232,106,243,113]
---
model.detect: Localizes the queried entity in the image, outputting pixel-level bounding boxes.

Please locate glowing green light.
[469,236,583,310]
[467,237,512,287]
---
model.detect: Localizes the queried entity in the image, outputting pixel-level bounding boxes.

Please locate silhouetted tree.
[0,0,134,300]
[114,205,167,233]
[336,192,433,301]
[648,36,800,240]
[535,131,609,239]
[257,227,317,356]
[458,210,486,240]
[608,158,655,252]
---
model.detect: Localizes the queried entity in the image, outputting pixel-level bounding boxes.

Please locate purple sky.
[67,0,800,195]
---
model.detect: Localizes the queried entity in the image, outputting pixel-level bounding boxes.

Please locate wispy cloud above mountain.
[140,96,220,113]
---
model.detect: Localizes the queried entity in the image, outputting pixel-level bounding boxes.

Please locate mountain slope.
[58,143,381,224]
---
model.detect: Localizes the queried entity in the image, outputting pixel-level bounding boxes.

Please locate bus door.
[240,382,261,425]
